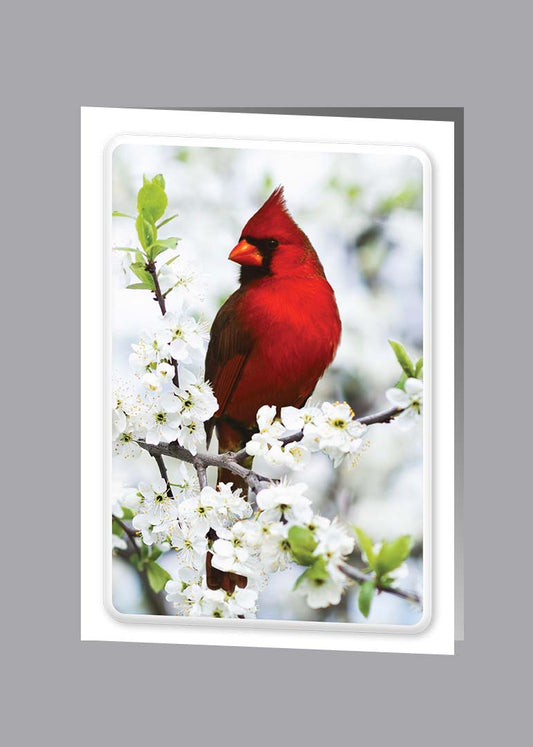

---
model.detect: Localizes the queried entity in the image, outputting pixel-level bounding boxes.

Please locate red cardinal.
[205,187,341,591]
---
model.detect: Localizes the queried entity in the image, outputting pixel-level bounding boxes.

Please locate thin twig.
[146,261,167,316]
[338,562,422,606]
[194,457,208,490]
[358,406,401,426]
[153,453,174,498]
[112,514,139,554]
[146,260,179,388]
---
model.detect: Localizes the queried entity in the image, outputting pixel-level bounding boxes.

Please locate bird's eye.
[266,239,279,249]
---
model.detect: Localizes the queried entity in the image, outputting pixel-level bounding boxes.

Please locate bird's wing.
[205,290,254,420]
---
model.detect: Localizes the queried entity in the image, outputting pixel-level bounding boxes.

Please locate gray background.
[3,1,530,744]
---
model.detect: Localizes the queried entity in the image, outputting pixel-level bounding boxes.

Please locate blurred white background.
[111,143,424,625]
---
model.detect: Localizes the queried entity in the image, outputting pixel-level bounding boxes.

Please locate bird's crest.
[242,186,302,241]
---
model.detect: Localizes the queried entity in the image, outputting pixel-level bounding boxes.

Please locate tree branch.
[358,406,402,426]
[338,562,421,606]
[136,439,271,493]
[146,260,179,388]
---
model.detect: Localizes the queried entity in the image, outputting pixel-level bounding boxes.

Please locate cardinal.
[204,187,342,592]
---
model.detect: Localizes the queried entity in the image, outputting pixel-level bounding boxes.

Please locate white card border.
[82,107,454,654]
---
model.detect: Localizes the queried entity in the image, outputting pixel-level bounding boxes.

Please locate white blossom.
[280,404,322,431]
[313,518,355,562]
[155,361,175,383]
[113,430,142,459]
[184,584,228,618]
[260,522,293,572]
[210,526,252,576]
[304,402,367,467]
[386,378,423,430]
[245,405,285,458]
[266,440,311,471]
[158,263,179,295]
[112,406,127,441]
[117,249,135,287]
[141,372,162,393]
[256,481,313,524]
[214,483,253,528]
[295,565,348,609]
[178,420,207,456]
[129,330,172,373]
[131,477,178,544]
[175,380,218,424]
[170,522,208,569]
[165,567,202,614]
[225,587,258,618]
[140,391,182,445]
[169,461,199,501]
[162,313,208,363]
[177,486,222,534]
[160,256,203,302]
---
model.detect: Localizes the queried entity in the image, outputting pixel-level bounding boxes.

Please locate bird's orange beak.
[228,239,262,266]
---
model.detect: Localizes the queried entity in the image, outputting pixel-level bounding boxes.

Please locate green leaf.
[415,357,424,378]
[129,554,143,572]
[294,556,329,589]
[358,580,375,618]
[156,213,179,229]
[288,525,318,566]
[150,547,162,562]
[136,214,157,250]
[130,263,154,288]
[306,556,329,580]
[149,246,168,261]
[126,282,152,290]
[137,181,168,223]
[375,535,412,576]
[355,527,376,568]
[389,340,415,378]
[112,211,134,219]
[112,519,124,537]
[395,371,408,390]
[113,246,136,252]
[140,543,150,561]
[146,561,171,593]
[121,507,134,521]
[147,237,179,262]
[152,237,178,250]
[152,174,165,190]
